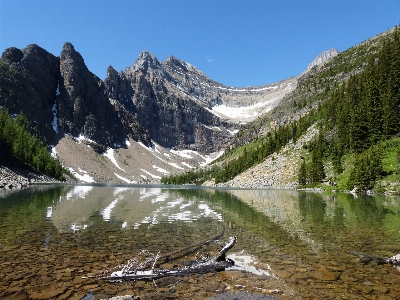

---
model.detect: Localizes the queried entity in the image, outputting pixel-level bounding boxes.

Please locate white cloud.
[207,55,216,63]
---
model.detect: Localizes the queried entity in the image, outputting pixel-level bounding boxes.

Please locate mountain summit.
[306,48,339,71]
[0,41,337,184]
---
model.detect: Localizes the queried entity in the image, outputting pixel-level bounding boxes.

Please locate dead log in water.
[351,251,400,266]
[100,236,237,281]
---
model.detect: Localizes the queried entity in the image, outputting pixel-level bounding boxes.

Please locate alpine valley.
[1,26,399,193]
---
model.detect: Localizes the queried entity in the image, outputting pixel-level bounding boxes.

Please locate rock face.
[305,48,339,72]
[0,42,329,183]
[0,45,60,142]
[57,43,149,151]
[0,43,242,154]
[297,48,340,87]
[105,51,234,153]
[103,51,297,152]
[0,43,150,151]
[0,42,300,154]
[159,55,296,123]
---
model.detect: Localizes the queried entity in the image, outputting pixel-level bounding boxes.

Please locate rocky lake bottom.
[1,185,400,299]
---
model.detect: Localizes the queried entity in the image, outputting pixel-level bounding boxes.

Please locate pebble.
[312,267,338,281]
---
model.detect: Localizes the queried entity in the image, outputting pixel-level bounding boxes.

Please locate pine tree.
[331,142,343,174]
[310,150,325,183]
[298,158,307,185]
[397,147,400,174]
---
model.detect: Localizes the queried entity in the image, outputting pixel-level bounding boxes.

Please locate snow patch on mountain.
[227,129,239,136]
[153,165,169,174]
[200,150,224,166]
[115,173,135,183]
[71,134,97,145]
[103,148,124,171]
[68,167,95,183]
[125,138,131,147]
[171,149,195,159]
[182,162,194,168]
[51,100,58,133]
[212,96,282,120]
[50,145,57,158]
[141,169,161,179]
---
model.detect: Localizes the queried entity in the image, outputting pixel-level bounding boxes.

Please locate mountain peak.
[165,55,189,72]
[1,47,23,64]
[61,42,76,56]
[138,50,157,61]
[306,48,339,71]
[127,50,162,74]
[139,50,155,59]
[107,65,118,77]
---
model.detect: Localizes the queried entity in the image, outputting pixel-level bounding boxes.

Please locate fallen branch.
[158,222,225,262]
[351,251,400,266]
[100,236,237,281]
[385,254,400,266]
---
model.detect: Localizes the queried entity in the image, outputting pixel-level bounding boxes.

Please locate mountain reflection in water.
[1,185,400,299]
[48,185,223,232]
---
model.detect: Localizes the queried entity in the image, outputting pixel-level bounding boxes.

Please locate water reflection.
[0,185,62,247]
[47,186,223,233]
[2,186,400,254]
[205,189,400,254]
[1,185,400,299]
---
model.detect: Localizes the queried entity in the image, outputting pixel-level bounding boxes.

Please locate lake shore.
[0,165,60,189]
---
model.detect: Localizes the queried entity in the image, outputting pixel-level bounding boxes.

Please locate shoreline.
[0,165,60,189]
[2,165,396,196]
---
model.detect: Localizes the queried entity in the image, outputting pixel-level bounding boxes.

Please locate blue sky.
[1,0,399,87]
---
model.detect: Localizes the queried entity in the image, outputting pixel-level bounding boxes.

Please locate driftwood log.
[101,236,237,281]
[351,251,400,266]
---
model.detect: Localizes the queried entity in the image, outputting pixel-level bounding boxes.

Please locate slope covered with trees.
[305,26,400,192]
[162,26,400,194]
[0,109,64,180]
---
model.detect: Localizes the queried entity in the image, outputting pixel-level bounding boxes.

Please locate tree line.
[0,109,64,180]
[163,27,400,192]
[300,26,400,191]
[329,27,399,190]
[161,111,317,185]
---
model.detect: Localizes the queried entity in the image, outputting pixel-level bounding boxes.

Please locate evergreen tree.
[0,109,64,180]
[331,142,343,174]
[349,145,383,191]
[298,158,307,185]
[397,147,400,174]
[310,150,325,183]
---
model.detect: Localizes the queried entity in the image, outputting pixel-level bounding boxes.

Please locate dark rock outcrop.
[0,43,236,154]
[0,43,151,152]
[57,42,150,150]
[0,44,60,142]
[104,51,235,152]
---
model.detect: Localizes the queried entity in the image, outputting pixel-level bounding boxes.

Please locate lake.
[1,184,400,299]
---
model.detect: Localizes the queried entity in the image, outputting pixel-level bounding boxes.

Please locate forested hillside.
[162,26,400,194]
[0,109,64,180]
[315,26,400,192]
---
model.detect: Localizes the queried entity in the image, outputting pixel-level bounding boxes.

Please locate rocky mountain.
[0,43,150,152]
[198,26,400,193]
[0,41,302,183]
[304,48,339,72]
[227,28,396,152]
[104,50,232,154]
